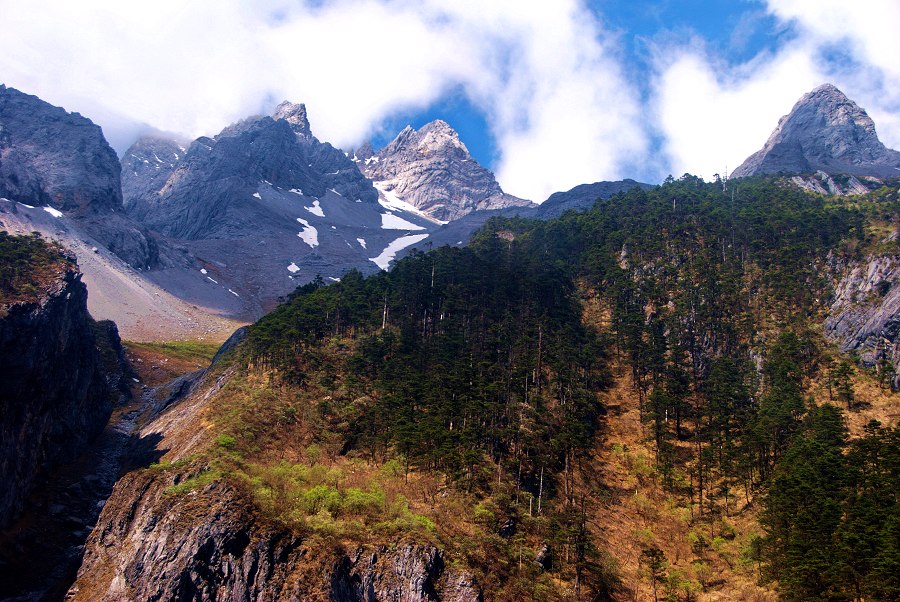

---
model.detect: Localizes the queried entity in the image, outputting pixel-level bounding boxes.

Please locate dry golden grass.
[582,364,778,602]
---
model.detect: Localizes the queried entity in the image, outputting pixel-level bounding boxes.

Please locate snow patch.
[357,238,367,249]
[289,188,303,196]
[16,202,35,209]
[206,276,219,284]
[304,199,325,217]
[200,268,208,275]
[381,213,425,231]
[43,206,63,218]
[296,218,319,248]
[328,188,343,197]
[252,192,262,200]
[369,234,429,270]
[374,181,446,224]
[287,263,300,274]
[328,277,341,282]
[228,289,239,297]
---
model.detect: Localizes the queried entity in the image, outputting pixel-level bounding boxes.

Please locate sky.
[1,0,898,202]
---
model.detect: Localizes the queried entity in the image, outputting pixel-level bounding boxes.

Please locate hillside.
[66,175,900,600]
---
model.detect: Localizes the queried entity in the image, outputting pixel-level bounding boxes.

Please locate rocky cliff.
[359,121,533,222]
[825,253,900,386]
[72,468,481,602]
[0,249,129,529]
[733,83,900,178]
[0,85,161,269]
[68,342,482,601]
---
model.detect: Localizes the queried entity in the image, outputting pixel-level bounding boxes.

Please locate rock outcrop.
[360,121,533,222]
[0,85,161,269]
[825,254,900,386]
[72,466,480,601]
[788,171,883,197]
[0,256,129,528]
[733,83,900,178]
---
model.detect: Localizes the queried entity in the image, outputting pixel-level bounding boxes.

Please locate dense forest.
[204,174,900,600]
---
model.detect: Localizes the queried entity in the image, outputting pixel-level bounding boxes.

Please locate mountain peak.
[272,101,311,137]
[733,83,900,178]
[360,120,532,222]
[416,120,467,154]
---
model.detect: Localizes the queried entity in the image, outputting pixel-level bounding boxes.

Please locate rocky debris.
[361,120,534,222]
[123,102,377,240]
[825,254,900,386]
[71,468,481,602]
[0,264,128,529]
[0,85,161,269]
[733,83,900,178]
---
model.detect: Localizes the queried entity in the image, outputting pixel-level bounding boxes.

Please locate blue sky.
[1,1,899,201]
[372,0,794,170]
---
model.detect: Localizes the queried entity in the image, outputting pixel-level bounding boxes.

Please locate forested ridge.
[192,174,899,600]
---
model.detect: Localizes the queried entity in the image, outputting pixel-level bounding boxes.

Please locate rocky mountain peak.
[416,119,468,155]
[360,121,533,222]
[271,101,311,137]
[733,83,900,178]
[0,84,123,214]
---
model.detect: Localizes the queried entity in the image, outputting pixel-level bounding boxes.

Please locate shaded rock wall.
[0,266,128,528]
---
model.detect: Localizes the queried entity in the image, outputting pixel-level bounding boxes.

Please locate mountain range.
[2,80,900,601]
[3,81,900,340]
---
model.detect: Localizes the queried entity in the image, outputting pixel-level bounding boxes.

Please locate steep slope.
[0,234,129,529]
[0,85,161,270]
[120,133,188,211]
[733,83,900,178]
[359,121,534,221]
[124,101,378,239]
[120,104,444,316]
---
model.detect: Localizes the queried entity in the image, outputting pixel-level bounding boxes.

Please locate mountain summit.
[359,120,534,222]
[733,83,900,178]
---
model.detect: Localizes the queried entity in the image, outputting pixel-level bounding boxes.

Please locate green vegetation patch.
[125,340,221,364]
[0,231,73,304]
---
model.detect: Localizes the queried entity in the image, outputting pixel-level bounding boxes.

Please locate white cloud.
[652,43,824,179]
[0,0,646,202]
[651,0,900,179]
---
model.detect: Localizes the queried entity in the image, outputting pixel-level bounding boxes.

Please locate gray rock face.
[71,468,482,602]
[125,103,378,240]
[0,263,127,529]
[733,83,900,178]
[0,85,122,214]
[120,134,186,213]
[361,120,534,222]
[0,85,161,269]
[825,254,900,386]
